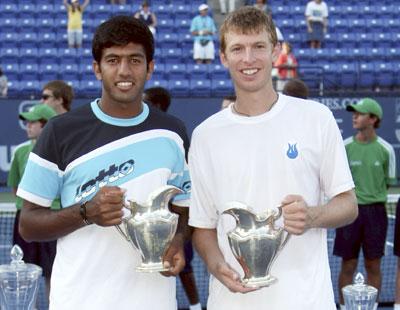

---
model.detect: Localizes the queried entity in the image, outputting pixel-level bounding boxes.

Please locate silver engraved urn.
[116,185,183,272]
[222,201,290,288]
[342,272,378,310]
[0,245,42,310]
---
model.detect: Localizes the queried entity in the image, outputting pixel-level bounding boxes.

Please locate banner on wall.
[1,96,400,185]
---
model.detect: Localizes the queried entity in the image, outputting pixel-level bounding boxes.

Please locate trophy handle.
[115,224,130,241]
[280,231,291,250]
[273,205,282,221]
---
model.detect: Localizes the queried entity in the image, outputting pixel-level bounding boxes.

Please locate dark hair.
[92,15,154,67]
[43,80,74,111]
[282,78,309,99]
[143,87,171,112]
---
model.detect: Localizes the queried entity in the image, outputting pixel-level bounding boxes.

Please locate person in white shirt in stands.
[305,0,328,48]
[188,7,358,310]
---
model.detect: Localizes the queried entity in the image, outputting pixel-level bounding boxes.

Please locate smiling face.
[93,42,154,110]
[220,29,279,94]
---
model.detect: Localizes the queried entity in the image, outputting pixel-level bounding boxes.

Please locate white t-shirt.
[189,94,354,310]
[305,1,329,23]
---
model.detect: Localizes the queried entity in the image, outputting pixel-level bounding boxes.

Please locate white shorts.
[67,30,83,47]
[193,40,215,60]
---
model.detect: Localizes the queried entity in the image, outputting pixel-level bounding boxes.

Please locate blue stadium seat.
[0,33,19,49]
[356,33,374,49]
[39,64,60,82]
[174,18,191,32]
[299,66,325,90]
[365,19,385,33]
[332,19,350,34]
[158,33,179,49]
[209,64,228,80]
[0,48,19,64]
[165,64,187,80]
[338,33,357,49]
[58,48,78,64]
[173,4,192,19]
[374,62,394,87]
[168,80,190,97]
[38,48,59,65]
[388,47,400,60]
[19,33,38,49]
[357,62,375,88]
[79,63,94,81]
[0,18,17,33]
[146,79,168,89]
[80,80,101,97]
[152,63,166,80]
[89,4,113,19]
[349,19,367,33]
[19,47,39,64]
[158,19,175,34]
[38,18,55,32]
[338,63,357,88]
[187,64,209,80]
[211,79,233,96]
[19,3,37,18]
[161,48,183,64]
[37,33,57,48]
[190,79,211,97]
[6,81,20,97]
[60,63,80,81]
[1,63,19,81]
[36,4,55,14]
[19,80,41,97]
[0,4,18,18]
[178,33,193,52]
[19,18,37,33]
[383,19,400,32]
[112,4,132,15]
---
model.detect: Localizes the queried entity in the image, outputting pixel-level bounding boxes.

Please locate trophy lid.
[0,245,42,280]
[342,272,378,298]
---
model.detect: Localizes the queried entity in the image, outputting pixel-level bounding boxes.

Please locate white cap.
[198,4,208,11]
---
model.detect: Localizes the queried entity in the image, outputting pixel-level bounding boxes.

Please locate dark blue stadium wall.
[1,96,400,185]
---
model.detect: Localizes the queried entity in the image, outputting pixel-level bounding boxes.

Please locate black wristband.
[79,202,92,225]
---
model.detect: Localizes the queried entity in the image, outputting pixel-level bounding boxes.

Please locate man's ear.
[146,60,155,81]
[220,51,229,68]
[93,61,102,81]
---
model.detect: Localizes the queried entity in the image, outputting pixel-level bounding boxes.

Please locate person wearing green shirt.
[334,98,396,310]
[7,104,57,302]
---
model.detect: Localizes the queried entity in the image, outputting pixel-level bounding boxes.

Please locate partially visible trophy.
[0,245,42,310]
[342,272,378,310]
[116,185,183,272]
[222,201,290,288]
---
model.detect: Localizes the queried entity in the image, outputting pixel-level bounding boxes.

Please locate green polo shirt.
[7,140,60,210]
[344,136,396,204]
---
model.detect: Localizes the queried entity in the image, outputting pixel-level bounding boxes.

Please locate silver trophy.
[0,245,42,310]
[116,185,183,272]
[342,272,378,310]
[222,202,290,288]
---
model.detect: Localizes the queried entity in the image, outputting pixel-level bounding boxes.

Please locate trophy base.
[135,262,169,273]
[243,275,277,288]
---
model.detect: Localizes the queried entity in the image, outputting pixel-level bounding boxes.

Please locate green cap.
[19,104,57,122]
[346,98,383,120]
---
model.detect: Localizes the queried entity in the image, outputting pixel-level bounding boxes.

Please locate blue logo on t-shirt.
[286,143,298,159]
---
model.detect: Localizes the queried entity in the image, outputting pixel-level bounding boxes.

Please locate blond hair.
[220,6,278,54]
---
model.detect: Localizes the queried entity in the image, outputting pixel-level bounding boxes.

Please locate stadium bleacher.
[0,0,399,98]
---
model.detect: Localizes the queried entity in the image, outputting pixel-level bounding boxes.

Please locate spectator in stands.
[305,0,328,48]
[274,41,298,91]
[143,86,171,112]
[16,15,190,310]
[395,199,400,310]
[282,78,309,99]
[334,98,396,310]
[41,80,74,114]
[253,0,272,15]
[0,67,8,98]
[143,86,202,310]
[134,1,157,37]
[189,7,357,310]
[221,94,236,109]
[219,0,235,15]
[110,0,126,4]
[190,4,217,64]
[63,0,90,49]
[7,104,57,304]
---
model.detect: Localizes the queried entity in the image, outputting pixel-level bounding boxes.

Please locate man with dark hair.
[41,80,74,114]
[282,78,309,99]
[17,15,190,310]
[143,86,171,112]
[334,98,396,310]
[7,104,57,303]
